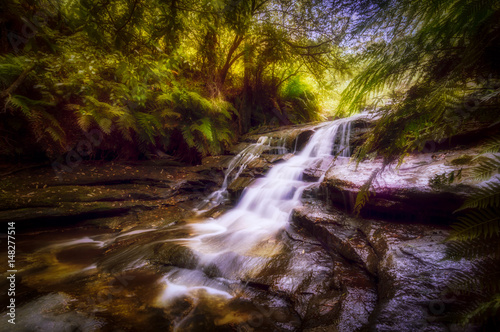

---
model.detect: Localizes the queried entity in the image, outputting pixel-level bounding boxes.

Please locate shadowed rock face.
[319,148,478,224]
[292,203,474,332]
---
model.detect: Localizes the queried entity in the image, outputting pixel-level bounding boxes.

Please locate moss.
[450,155,473,166]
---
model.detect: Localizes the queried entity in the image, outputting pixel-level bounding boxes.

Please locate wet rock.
[227,176,255,202]
[246,157,271,174]
[149,243,199,270]
[360,220,475,331]
[4,292,103,332]
[200,155,234,170]
[263,153,294,164]
[293,129,314,152]
[303,156,336,182]
[292,202,475,332]
[292,205,378,277]
[321,150,478,223]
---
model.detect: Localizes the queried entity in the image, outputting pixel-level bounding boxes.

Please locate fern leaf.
[181,125,195,148]
[354,168,380,215]
[445,236,500,260]
[459,294,500,326]
[190,118,213,142]
[473,155,500,181]
[481,134,500,154]
[449,207,500,241]
[456,179,500,211]
[448,259,500,298]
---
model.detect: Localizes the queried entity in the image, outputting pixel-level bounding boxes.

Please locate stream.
[1,114,475,331]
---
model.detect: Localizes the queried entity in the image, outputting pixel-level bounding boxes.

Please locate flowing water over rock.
[151,114,365,329]
[1,114,477,331]
[196,135,287,213]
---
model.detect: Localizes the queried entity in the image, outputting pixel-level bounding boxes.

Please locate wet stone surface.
[292,203,475,332]
[0,117,483,331]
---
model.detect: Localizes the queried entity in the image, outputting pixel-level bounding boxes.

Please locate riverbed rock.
[2,292,103,332]
[292,202,475,332]
[321,148,479,223]
[0,161,224,229]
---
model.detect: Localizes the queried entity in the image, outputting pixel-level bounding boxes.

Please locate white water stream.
[196,136,287,213]
[156,114,365,309]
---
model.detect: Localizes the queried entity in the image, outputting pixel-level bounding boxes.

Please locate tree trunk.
[239,47,252,134]
[218,34,244,88]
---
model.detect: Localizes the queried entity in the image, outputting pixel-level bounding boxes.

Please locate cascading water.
[156,114,365,311]
[196,136,288,213]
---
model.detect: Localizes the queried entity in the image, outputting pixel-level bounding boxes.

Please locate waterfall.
[196,136,288,213]
[157,114,364,309]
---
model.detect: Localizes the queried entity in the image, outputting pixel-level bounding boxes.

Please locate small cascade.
[196,136,288,213]
[157,114,365,306]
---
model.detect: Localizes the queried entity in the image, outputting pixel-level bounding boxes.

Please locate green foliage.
[354,167,380,215]
[445,149,500,326]
[450,155,474,166]
[449,259,500,294]
[449,208,500,241]
[0,0,344,158]
[281,76,322,123]
[456,180,500,211]
[481,134,500,154]
[340,0,500,163]
[428,170,462,190]
[473,155,500,181]
[445,237,500,260]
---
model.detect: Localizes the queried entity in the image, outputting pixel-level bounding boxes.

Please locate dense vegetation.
[341,0,500,328]
[0,0,352,162]
[1,0,499,327]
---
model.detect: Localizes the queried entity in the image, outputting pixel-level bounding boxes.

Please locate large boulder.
[292,203,475,332]
[320,148,479,223]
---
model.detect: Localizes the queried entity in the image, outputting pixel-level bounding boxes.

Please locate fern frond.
[181,125,195,148]
[448,259,500,294]
[445,236,500,260]
[481,134,500,154]
[354,167,381,215]
[157,92,173,104]
[473,155,500,181]
[190,118,213,142]
[135,111,163,144]
[160,109,182,120]
[7,95,54,117]
[459,294,500,326]
[449,207,500,241]
[455,179,500,212]
[116,111,137,142]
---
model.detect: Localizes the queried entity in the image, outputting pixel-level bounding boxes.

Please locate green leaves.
[354,167,381,215]
[473,155,500,181]
[450,208,500,241]
[456,180,500,211]
[445,133,500,326]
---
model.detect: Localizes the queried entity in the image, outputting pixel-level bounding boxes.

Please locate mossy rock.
[150,242,199,269]
[449,154,474,166]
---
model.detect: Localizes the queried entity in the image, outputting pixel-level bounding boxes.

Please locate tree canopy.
[0,0,353,161]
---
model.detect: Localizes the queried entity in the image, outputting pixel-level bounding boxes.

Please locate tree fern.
[480,135,500,154]
[455,179,500,211]
[354,167,381,215]
[473,155,500,181]
[449,207,500,241]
